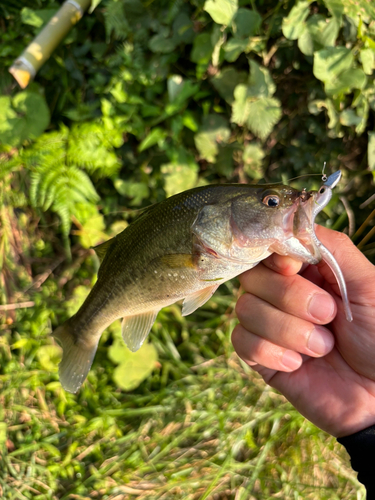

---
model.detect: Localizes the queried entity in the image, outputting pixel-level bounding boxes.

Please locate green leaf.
[66,285,90,316]
[37,345,62,372]
[215,145,234,177]
[325,68,367,95]
[231,84,251,126]
[368,132,375,172]
[77,213,107,249]
[231,62,277,126]
[308,99,338,128]
[89,0,102,13]
[298,28,314,56]
[138,127,168,152]
[168,75,185,102]
[339,109,362,127]
[191,33,213,64]
[211,26,225,67]
[11,338,31,350]
[108,339,158,391]
[247,60,276,98]
[194,114,231,162]
[223,38,248,62]
[161,163,198,197]
[172,12,194,44]
[182,111,199,132]
[41,443,61,458]
[360,48,375,75]
[313,47,354,83]
[342,0,375,22]
[104,0,129,41]
[211,66,247,104]
[114,180,150,205]
[167,78,199,106]
[0,423,7,447]
[149,33,176,53]
[282,1,310,40]
[232,8,262,38]
[246,97,282,141]
[324,0,344,19]
[21,7,54,28]
[305,15,339,48]
[67,122,122,177]
[242,143,265,179]
[204,0,238,26]
[0,92,50,146]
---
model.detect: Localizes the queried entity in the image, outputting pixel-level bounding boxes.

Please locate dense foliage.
[0,0,374,497]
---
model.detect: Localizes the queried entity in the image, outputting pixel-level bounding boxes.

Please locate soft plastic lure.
[311,171,353,322]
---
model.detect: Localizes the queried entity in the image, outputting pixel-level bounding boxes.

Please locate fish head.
[193,184,306,263]
[230,184,329,263]
[270,171,342,264]
[230,185,303,245]
[193,173,342,266]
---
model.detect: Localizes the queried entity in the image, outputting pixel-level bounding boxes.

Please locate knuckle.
[231,324,242,344]
[333,230,351,245]
[235,293,252,321]
[279,275,300,310]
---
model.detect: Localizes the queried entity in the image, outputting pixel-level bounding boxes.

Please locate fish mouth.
[292,190,321,261]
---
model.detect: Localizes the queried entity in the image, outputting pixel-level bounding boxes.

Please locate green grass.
[0,272,365,500]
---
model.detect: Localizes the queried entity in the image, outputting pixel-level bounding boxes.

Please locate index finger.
[261,253,303,276]
[238,263,337,325]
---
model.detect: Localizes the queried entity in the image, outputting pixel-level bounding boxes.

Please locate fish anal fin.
[93,238,114,263]
[158,254,195,269]
[53,323,99,394]
[182,285,219,316]
[122,310,159,352]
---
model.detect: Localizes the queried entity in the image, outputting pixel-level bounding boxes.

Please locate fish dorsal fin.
[121,310,159,352]
[182,285,220,316]
[93,238,113,263]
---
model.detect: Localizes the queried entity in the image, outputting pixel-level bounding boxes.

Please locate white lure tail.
[311,171,353,322]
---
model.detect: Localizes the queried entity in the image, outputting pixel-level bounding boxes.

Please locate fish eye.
[262,194,280,207]
[319,187,326,194]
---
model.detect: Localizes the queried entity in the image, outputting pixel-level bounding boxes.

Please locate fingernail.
[307,326,334,356]
[281,350,302,370]
[308,293,335,322]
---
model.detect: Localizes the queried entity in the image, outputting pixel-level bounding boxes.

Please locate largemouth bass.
[53,171,352,393]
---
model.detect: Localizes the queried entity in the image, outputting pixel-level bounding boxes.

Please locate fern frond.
[67,122,122,177]
[20,124,108,238]
[103,0,129,41]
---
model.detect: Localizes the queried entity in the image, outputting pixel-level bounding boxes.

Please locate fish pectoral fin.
[158,254,195,269]
[53,323,99,394]
[182,285,219,316]
[121,310,159,352]
[93,238,114,263]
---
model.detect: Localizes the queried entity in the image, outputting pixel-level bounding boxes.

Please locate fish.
[53,171,352,393]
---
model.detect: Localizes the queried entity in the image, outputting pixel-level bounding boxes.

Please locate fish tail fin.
[53,322,99,394]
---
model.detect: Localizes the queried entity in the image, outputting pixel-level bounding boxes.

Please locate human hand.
[232,225,375,438]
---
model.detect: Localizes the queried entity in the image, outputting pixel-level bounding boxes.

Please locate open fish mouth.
[292,189,321,262]
[294,172,353,322]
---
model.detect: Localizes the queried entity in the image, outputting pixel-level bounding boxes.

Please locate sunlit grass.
[0,274,365,499]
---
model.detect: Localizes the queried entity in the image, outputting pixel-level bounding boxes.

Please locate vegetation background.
[0,0,374,497]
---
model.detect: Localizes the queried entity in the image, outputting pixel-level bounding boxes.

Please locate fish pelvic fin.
[53,323,99,394]
[182,285,220,316]
[122,310,159,352]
